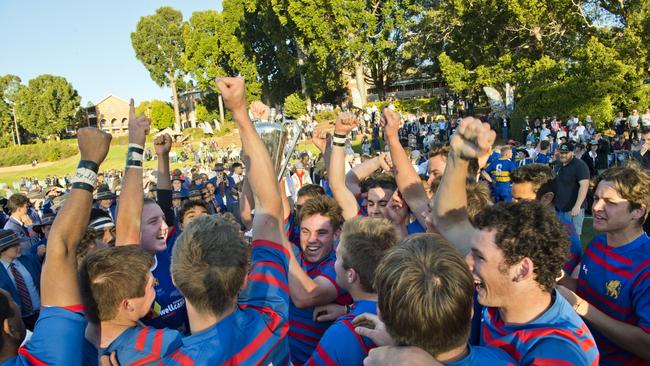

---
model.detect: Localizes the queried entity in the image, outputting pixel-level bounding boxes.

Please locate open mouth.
[306,245,321,254]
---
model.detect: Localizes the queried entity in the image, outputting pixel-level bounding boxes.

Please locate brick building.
[87,95,130,135]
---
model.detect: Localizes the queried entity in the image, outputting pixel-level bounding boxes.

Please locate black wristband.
[71,181,94,193]
[333,142,345,147]
[333,132,347,139]
[127,146,144,155]
[77,160,99,174]
[126,159,143,167]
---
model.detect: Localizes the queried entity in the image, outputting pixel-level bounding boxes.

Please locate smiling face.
[141,203,168,253]
[465,229,516,307]
[366,187,394,219]
[299,214,338,264]
[592,180,643,233]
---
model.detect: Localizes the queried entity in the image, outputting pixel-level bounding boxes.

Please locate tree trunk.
[169,78,181,132]
[355,59,367,106]
[218,94,225,125]
[297,46,312,120]
[12,105,20,145]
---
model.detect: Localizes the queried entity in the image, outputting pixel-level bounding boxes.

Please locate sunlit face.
[0,246,20,262]
[558,151,572,164]
[366,188,393,219]
[98,199,113,209]
[511,183,537,202]
[206,183,216,195]
[181,205,209,230]
[97,226,116,246]
[141,203,168,253]
[129,274,157,320]
[387,191,409,227]
[466,229,517,307]
[427,155,447,182]
[592,181,644,233]
[172,180,182,191]
[300,214,338,264]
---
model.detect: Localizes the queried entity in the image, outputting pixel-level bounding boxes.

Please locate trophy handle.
[278,120,303,181]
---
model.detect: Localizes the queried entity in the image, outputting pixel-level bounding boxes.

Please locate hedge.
[0,140,78,167]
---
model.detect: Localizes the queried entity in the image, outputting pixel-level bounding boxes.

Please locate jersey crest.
[605,280,621,300]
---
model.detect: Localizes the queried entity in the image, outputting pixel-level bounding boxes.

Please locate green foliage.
[314,110,338,123]
[0,140,77,167]
[150,100,174,130]
[366,98,436,114]
[284,93,307,118]
[0,75,21,143]
[14,74,80,138]
[182,127,206,139]
[438,53,470,94]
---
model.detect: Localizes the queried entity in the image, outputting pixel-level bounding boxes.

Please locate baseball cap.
[558,143,573,152]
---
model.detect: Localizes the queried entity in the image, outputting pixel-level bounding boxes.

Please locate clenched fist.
[78,127,111,165]
[216,77,247,114]
[154,133,172,156]
[449,117,495,160]
[334,112,359,135]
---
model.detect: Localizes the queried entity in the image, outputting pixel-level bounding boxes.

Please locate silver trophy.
[254,111,302,181]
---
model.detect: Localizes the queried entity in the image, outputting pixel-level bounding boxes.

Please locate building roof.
[94,94,129,106]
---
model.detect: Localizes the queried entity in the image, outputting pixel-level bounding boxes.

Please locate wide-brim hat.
[172,190,189,200]
[51,193,69,211]
[94,186,117,201]
[0,230,21,252]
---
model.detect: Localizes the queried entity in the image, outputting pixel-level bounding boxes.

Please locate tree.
[131,6,185,132]
[0,75,22,146]
[14,74,80,139]
[135,100,174,130]
[283,92,307,119]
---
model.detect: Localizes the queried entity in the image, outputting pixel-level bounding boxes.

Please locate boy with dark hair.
[481,145,516,202]
[306,217,397,365]
[558,163,650,365]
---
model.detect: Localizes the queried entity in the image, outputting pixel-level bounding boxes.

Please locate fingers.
[129,98,135,120]
[352,312,379,327]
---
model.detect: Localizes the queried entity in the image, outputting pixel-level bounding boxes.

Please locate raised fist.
[334,112,359,135]
[78,127,112,165]
[250,101,270,121]
[128,99,151,147]
[311,129,331,153]
[380,108,401,139]
[216,77,247,114]
[154,133,172,156]
[449,117,495,160]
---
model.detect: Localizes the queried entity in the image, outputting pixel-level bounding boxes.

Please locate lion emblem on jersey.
[606,280,621,300]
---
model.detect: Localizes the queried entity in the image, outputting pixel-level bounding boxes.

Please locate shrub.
[315,110,338,123]
[284,93,307,119]
[0,140,77,167]
[182,128,205,139]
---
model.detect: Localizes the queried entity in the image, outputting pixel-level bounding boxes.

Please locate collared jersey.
[484,159,516,192]
[289,244,352,365]
[481,290,599,365]
[558,211,583,275]
[445,344,516,366]
[141,251,188,332]
[7,305,87,366]
[161,240,291,366]
[577,233,650,365]
[101,325,182,365]
[306,300,377,366]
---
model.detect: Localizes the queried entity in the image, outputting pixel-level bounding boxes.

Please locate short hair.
[472,200,568,292]
[540,140,550,150]
[363,172,397,193]
[79,246,154,324]
[0,290,16,350]
[428,143,450,159]
[339,217,397,292]
[231,162,243,170]
[179,199,209,224]
[499,145,512,155]
[77,228,98,265]
[172,215,249,316]
[298,195,344,232]
[430,178,492,219]
[511,164,556,199]
[7,194,29,214]
[375,234,473,357]
[297,184,325,200]
[595,163,650,223]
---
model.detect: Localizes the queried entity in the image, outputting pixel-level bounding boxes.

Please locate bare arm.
[42,128,111,307]
[154,134,174,227]
[329,113,361,220]
[433,118,495,255]
[115,99,150,246]
[239,177,254,231]
[572,179,589,214]
[382,108,429,227]
[345,156,382,197]
[217,78,283,245]
[287,247,339,308]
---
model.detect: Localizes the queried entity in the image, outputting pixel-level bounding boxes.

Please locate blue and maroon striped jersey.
[160,240,291,365]
[445,344,516,366]
[577,233,650,365]
[289,244,352,365]
[481,290,599,365]
[306,299,377,366]
[141,251,188,332]
[559,211,583,275]
[101,325,182,365]
[11,305,87,366]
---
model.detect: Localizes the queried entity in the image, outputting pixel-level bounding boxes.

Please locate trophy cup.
[254,110,303,181]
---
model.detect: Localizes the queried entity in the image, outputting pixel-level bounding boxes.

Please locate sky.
[0,0,222,105]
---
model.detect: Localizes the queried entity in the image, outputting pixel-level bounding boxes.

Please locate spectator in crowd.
[554,142,590,237]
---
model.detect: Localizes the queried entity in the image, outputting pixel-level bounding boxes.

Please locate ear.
[122,299,134,312]
[2,319,10,336]
[347,268,357,286]
[631,204,646,222]
[539,192,555,206]
[333,229,341,242]
[512,258,534,283]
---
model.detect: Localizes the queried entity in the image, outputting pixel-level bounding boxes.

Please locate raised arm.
[43,128,111,307]
[433,118,495,255]
[239,176,254,231]
[345,155,382,197]
[382,108,429,227]
[115,99,150,245]
[216,78,283,245]
[312,129,332,180]
[154,134,175,227]
[329,113,361,219]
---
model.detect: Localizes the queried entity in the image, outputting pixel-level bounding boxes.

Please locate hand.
[364,346,440,366]
[334,112,359,135]
[449,117,495,160]
[570,206,581,217]
[378,152,393,172]
[312,130,331,153]
[154,134,172,156]
[20,214,33,226]
[216,77,247,114]
[352,312,395,347]
[313,303,347,322]
[78,127,112,165]
[250,101,270,121]
[385,191,409,226]
[99,352,120,366]
[128,99,151,147]
[556,285,588,316]
[381,108,401,139]
[37,245,46,257]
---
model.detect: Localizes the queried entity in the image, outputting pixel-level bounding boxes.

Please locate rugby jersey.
[160,240,291,365]
[446,344,516,366]
[305,299,377,366]
[101,325,182,365]
[141,251,188,332]
[481,290,599,365]
[577,233,650,365]
[558,210,583,275]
